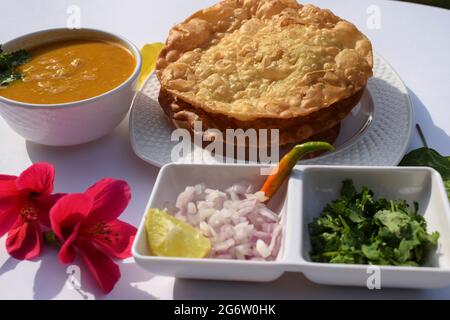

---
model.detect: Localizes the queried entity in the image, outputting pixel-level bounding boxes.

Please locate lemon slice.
[145,208,211,258]
[137,42,165,89]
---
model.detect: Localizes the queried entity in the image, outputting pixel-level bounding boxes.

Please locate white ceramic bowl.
[133,164,450,289]
[133,163,289,282]
[0,28,142,146]
[293,166,450,289]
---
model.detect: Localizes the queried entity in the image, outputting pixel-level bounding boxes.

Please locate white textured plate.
[130,53,414,167]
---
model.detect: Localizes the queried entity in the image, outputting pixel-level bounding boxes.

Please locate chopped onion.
[172,183,283,260]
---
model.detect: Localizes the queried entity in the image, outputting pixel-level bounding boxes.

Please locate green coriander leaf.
[341,179,356,199]
[8,49,32,67]
[394,239,418,263]
[0,44,31,87]
[348,210,365,224]
[309,179,439,266]
[330,253,356,264]
[374,210,411,236]
[0,71,22,86]
[362,241,381,260]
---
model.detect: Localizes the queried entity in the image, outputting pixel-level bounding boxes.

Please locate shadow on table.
[0,256,20,276]
[63,260,158,300]
[407,88,450,153]
[100,261,157,300]
[172,272,450,300]
[33,249,156,300]
[32,250,71,300]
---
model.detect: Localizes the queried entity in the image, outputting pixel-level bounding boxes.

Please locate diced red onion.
[172,183,282,261]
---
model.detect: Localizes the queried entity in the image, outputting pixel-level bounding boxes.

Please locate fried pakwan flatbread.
[158,86,364,146]
[156,0,373,122]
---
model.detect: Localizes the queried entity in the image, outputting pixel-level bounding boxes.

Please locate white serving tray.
[133,164,450,289]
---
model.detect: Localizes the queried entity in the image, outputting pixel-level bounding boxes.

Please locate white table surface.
[1,0,450,300]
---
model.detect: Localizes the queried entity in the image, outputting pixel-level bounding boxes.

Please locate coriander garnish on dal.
[0,45,31,87]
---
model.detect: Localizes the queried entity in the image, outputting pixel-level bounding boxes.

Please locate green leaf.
[348,210,365,224]
[340,179,356,199]
[8,49,32,67]
[399,147,450,179]
[399,124,450,200]
[362,241,381,260]
[374,210,411,236]
[42,231,60,248]
[394,239,417,263]
[0,44,31,87]
[0,71,22,86]
[330,253,356,264]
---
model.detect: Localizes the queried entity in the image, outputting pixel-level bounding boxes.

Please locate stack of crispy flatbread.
[156,0,373,148]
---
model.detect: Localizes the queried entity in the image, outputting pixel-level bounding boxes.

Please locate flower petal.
[37,193,66,227]
[78,239,120,294]
[0,200,20,237]
[16,163,55,196]
[91,219,137,259]
[0,176,25,237]
[50,193,93,240]
[6,217,42,260]
[0,175,19,198]
[84,179,131,223]
[58,222,81,264]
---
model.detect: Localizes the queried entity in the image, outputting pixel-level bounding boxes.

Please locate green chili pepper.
[260,141,335,199]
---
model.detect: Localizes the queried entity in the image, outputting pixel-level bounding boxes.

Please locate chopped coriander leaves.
[0,45,32,87]
[309,179,439,266]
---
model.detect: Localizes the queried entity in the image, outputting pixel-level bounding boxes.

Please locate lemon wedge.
[137,42,165,89]
[145,208,211,258]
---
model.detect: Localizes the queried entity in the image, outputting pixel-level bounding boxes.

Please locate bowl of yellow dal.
[0,28,142,146]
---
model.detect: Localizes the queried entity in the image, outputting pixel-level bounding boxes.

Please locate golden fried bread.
[156,0,373,122]
[158,86,363,146]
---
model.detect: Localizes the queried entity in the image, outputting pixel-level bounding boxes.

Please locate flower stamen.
[20,203,40,222]
[84,222,120,244]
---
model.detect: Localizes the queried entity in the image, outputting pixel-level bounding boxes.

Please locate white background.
[0,0,450,299]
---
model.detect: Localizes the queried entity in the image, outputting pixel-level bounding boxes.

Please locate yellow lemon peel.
[137,42,164,89]
[145,208,211,258]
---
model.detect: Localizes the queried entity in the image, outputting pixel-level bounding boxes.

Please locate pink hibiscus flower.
[0,163,64,260]
[50,178,136,293]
